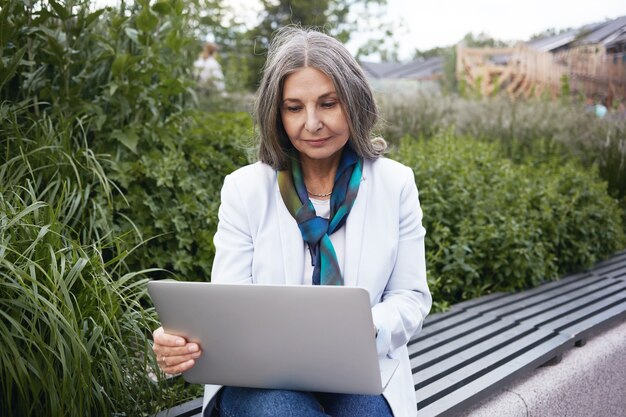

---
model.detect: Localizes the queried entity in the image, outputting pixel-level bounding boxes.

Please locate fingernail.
[175,339,184,346]
[188,344,198,353]
[192,351,201,358]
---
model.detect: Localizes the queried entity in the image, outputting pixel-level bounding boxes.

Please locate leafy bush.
[2,0,253,278]
[110,110,252,280]
[395,134,625,310]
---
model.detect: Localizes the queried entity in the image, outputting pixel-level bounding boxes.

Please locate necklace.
[307,189,333,198]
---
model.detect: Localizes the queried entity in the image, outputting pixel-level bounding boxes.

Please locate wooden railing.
[457,44,626,101]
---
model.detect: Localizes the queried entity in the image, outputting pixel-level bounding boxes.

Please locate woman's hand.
[152,326,202,375]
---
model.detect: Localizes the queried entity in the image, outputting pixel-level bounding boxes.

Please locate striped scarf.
[278,147,363,285]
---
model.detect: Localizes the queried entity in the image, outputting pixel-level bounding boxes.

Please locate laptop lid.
[148,281,398,395]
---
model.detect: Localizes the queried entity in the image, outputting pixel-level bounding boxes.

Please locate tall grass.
[0,1,218,412]
[378,92,626,202]
[0,107,179,415]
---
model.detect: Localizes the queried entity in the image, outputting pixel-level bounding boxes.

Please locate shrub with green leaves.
[2,0,253,278]
[110,111,252,280]
[395,134,625,310]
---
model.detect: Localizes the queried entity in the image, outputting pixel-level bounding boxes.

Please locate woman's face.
[280,67,350,167]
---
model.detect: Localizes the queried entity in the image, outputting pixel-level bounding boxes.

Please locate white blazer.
[202,157,432,417]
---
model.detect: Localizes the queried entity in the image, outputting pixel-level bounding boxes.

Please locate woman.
[153,27,432,417]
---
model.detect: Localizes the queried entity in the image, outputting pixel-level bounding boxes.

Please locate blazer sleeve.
[211,173,254,284]
[371,165,432,356]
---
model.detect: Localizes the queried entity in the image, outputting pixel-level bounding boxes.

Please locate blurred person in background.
[194,42,225,92]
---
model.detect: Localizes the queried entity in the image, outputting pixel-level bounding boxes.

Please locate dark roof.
[526,27,586,52]
[360,57,444,80]
[386,56,444,79]
[606,31,626,48]
[579,15,626,45]
[360,61,406,79]
[527,16,626,52]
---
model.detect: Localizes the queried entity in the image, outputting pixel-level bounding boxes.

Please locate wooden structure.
[156,251,626,417]
[457,44,626,101]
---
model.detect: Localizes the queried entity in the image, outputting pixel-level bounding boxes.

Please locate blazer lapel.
[343,163,368,288]
[275,188,305,285]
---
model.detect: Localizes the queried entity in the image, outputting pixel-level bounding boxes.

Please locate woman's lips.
[302,137,331,146]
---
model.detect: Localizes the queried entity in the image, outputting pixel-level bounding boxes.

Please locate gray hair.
[255,27,386,170]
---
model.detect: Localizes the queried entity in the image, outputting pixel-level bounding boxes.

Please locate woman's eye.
[321,101,336,108]
[287,106,301,112]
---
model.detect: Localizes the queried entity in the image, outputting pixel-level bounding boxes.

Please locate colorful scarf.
[278,147,363,285]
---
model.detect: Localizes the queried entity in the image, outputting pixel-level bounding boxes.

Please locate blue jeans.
[217,387,393,417]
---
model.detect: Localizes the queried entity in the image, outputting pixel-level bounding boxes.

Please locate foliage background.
[379,92,626,205]
[394,134,624,310]
[1,0,625,415]
[1,0,237,414]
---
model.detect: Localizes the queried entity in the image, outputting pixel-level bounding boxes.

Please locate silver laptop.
[147,281,399,395]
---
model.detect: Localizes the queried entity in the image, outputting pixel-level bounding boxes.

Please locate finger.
[153,327,186,347]
[161,359,196,375]
[160,351,202,368]
[154,343,201,357]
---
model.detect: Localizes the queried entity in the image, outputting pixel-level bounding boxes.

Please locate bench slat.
[510,280,626,327]
[552,300,626,337]
[412,320,537,384]
[409,315,499,355]
[590,252,626,277]
[456,273,594,316]
[410,319,516,367]
[414,327,560,402]
[412,312,485,340]
[415,332,571,417]
[154,398,203,417]
[476,276,610,318]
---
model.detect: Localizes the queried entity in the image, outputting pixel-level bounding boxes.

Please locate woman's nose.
[304,110,322,133]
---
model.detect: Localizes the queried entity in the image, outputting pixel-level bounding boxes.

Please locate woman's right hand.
[152,326,202,375]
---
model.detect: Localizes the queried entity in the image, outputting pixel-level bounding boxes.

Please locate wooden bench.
[156,250,626,417]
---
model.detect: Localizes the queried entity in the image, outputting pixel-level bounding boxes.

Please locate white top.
[302,198,346,285]
[193,56,225,90]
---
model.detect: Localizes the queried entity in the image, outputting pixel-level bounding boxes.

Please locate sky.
[226,0,626,61]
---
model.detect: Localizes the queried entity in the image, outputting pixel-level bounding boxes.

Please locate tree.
[413,46,449,61]
[355,32,400,62]
[529,27,573,41]
[243,0,387,89]
[460,32,510,48]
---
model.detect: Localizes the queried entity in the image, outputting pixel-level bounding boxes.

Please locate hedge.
[394,133,625,310]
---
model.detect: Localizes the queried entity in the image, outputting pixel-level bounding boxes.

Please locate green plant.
[3,0,254,279]
[379,93,626,202]
[560,74,571,99]
[1,0,211,413]
[394,133,625,310]
[110,110,252,280]
[0,108,176,415]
